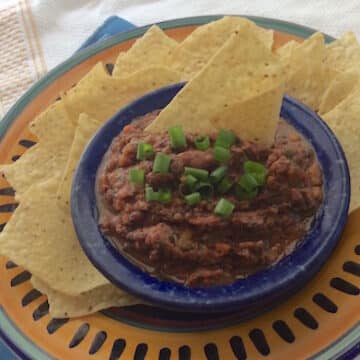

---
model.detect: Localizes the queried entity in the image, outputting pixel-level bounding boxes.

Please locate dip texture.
[97,112,323,287]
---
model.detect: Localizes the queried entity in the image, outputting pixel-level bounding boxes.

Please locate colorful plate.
[0,15,359,360]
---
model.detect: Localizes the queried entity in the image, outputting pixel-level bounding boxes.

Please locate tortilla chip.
[1,103,75,198]
[212,86,284,145]
[113,25,178,77]
[285,62,336,111]
[324,32,360,73]
[31,277,138,318]
[0,178,108,295]
[280,32,337,110]
[63,62,182,124]
[57,113,101,210]
[164,16,273,80]
[289,32,325,59]
[29,101,75,144]
[164,47,204,80]
[146,23,284,145]
[276,40,299,58]
[322,86,360,212]
[1,145,66,200]
[319,71,360,114]
[180,16,273,58]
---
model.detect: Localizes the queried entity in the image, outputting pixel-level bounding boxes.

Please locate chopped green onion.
[153,153,171,173]
[252,172,267,186]
[168,125,187,150]
[215,129,236,149]
[158,189,172,203]
[185,174,198,190]
[217,176,233,194]
[179,175,200,196]
[184,167,209,181]
[210,166,227,184]
[244,160,266,174]
[136,143,154,160]
[145,186,172,203]
[128,168,145,185]
[185,192,201,206]
[195,182,214,199]
[195,135,210,151]
[214,198,235,218]
[214,146,231,163]
[238,173,258,193]
[244,160,267,185]
[235,185,258,200]
[145,186,159,202]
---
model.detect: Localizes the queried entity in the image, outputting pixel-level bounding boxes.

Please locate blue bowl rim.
[71,82,350,313]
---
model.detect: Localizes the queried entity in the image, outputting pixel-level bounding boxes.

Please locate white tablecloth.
[1,0,359,117]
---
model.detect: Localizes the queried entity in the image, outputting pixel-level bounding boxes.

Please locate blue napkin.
[78,16,136,51]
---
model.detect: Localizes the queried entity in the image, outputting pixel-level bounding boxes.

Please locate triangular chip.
[31,277,138,318]
[1,144,68,199]
[29,101,75,144]
[0,178,108,295]
[212,86,284,145]
[63,62,182,124]
[180,16,273,57]
[324,32,360,73]
[1,103,74,198]
[280,32,337,110]
[57,113,101,210]
[164,47,205,80]
[319,70,359,115]
[113,25,178,77]
[166,16,273,80]
[146,23,284,145]
[276,40,299,58]
[322,86,360,212]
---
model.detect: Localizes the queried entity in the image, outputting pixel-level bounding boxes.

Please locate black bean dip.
[97,111,323,287]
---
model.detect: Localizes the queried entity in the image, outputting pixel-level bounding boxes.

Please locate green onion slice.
[195,135,210,151]
[235,185,258,200]
[145,186,159,202]
[184,167,209,181]
[210,166,227,184]
[145,186,172,203]
[252,172,267,186]
[168,125,187,150]
[128,168,145,185]
[185,174,198,190]
[244,160,266,174]
[214,198,235,218]
[153,153,171,173]
[244,160,267,185]
[217,176,233,194]
[158,189,172,203]
[185,192,201,206]
[214,146,231,163]
[179,175,199,196]
[215,129,236,149]
[238,173,258,193]
[136,143,154,160]
[195,181,214,199]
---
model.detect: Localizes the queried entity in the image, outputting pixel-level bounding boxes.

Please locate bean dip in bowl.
[71,83,350,314]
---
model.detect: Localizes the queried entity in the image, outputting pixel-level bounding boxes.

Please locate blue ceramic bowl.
[71,83,350,314]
